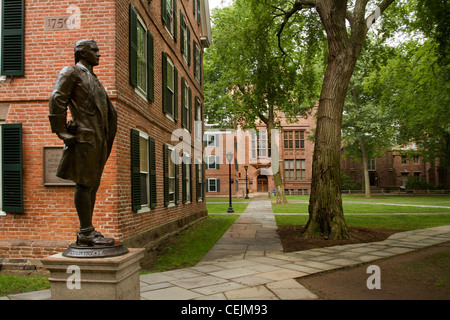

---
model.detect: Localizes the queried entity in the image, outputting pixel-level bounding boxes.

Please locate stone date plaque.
[43,147,76,186]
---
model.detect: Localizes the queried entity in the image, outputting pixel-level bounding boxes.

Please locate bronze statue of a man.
[49,39,117,246]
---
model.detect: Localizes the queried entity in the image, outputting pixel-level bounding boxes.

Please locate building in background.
[205,109,443,198]
[0,0,211,260]
[205,111,316,197]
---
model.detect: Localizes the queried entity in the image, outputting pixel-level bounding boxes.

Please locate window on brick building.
[251,131,268,159]
[296,159,306,180]
[182,153,192,204]
[131,129,156,212]
[295,131,305,149]
[196,158,204,201]
[207,178,220,192]
[162,0,177,40]
[180,11,191,65]
[129,5,154,101]
[195,97,203,142]
[207,155,220,170]
[0,0,24,76]
[284,159,306,181]
[205,133,219,147]
[284,130,305,149]
[368,159,376,171]
[195,0,201,25]
[284,131,293,149]
[162,53,178,121]
[194,42,202,83]
[164,144,179,206]
[284,160,294,180]
[181,78,192,131]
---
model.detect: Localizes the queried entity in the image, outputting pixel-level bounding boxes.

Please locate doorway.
[257,175,268,192]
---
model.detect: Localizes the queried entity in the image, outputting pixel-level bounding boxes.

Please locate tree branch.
[365,0,395,30]
[276,0,316,58]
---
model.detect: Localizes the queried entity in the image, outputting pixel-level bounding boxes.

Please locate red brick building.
[205,111,316,197]
[205,108,441,197]
[0,0,211,259]
[341,148,442,192]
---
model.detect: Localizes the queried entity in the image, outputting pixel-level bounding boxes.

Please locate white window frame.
[166,57,175,120]
[136,15,148,98]
[168,145,176,205]
[138,131,150,213]
[183,80,190,131]
[208,178,218,193]
[165,0,175,38]
[184,153,191,204]
[205,133,218,147]
[196,157,203,201]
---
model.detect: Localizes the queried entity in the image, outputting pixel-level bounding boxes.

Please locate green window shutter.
[193,47,197,81]
[161,0,167,24]
[173,0,177,41]
[2,123,23,213]
[162,52,168,114]
[1,0,24,76]
[196,164,200,201]
[173,66,178,122]
[163,144,169,207]
[174,161,179,205]
[216,156,220,170]
[187,27,191,66]
[216,179,220,193]
[147,31,155,101]
[181,77,186,128]
[149,137,157,208]
[202,163,206,200]
[182,161,186,204]
[180,11,185,55]
[188,86,192,132]
[189,162,192,203]
[129,4,138,87]
[130,129,141,212]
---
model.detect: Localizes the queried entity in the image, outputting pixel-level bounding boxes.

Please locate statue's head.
[74,39,100,66]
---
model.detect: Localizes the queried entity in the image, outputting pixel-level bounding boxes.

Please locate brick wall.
[0,0,208,258]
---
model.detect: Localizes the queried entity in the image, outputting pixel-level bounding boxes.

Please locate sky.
[209,0,232,11]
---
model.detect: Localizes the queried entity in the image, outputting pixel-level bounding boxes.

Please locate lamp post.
[244,165,249,199]
[226,152,234,213]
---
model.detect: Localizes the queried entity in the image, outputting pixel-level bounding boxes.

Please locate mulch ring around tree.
[277,225,399,252]
[277,226,450,300]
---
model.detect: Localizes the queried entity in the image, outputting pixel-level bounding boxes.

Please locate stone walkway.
[2,198,450,300]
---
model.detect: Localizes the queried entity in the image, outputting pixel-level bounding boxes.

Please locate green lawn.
[272,195,450,214]
[205,198,251,213]
[0,274,50,297]
[277,195,450,206]
[141,214,239,273]
[275,214,450,231]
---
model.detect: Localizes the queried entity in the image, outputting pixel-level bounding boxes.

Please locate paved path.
[2,198,450,300]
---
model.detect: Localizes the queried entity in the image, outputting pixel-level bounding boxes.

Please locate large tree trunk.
[304,0,361,240]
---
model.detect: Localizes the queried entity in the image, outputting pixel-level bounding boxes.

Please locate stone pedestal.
[41,248,145,300]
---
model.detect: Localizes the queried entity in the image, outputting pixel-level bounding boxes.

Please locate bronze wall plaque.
[43,147,76,186]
